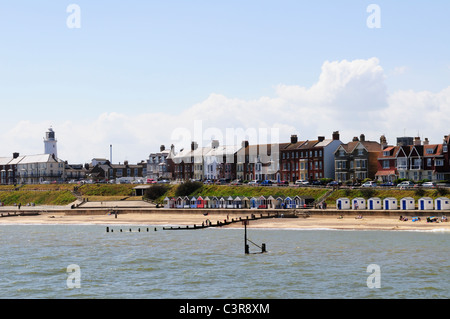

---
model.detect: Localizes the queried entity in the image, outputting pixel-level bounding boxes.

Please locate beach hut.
[175,196,184,208]
[190,196,197,209]
[250,197,258,209]
[352,198,366,210]
[226,196,234,209]
[242,197,250,209]
[266,196,275,209]
[196,196,205,208]
[218,197,226,208]
[367,197,382,210]
[336,198,350,210]
[293,195,304,208]
[233,196,242,209]
[383,197,397,210]
[204,196,211,208]
[435,197,450,211]
[258,196,268,209]
[418,197,433,210]
[274,197,283,209]
[400,197,415,210]
[164,197,175,209]
[210,196,219,208]
[284,196,294,209]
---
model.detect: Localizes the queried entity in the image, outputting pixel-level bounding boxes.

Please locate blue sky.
[0,1,449,163]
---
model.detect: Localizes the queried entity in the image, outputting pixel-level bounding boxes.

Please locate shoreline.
[0,208,449,232]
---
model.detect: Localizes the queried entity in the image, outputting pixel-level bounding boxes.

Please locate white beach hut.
[400,197,415,210]
[352,197,366,210]
[233,196,242,209]
[368,197,382,210]
[383,197,397,210]
[418,197,434,210]
[435,197,450,211]
[336,198,350,210]
[226,196,234,209]
[164,197,175,209]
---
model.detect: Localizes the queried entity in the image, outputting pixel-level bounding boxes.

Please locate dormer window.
[383,151,390,156]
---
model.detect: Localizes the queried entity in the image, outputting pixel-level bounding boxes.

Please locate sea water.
[0,225,449,299]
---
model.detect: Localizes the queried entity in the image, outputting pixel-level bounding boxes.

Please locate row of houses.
[163,195,314,209]
[336,197,450,211]
[146,131,450,184]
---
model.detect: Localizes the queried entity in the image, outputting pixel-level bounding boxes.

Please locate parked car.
[295,180,309,185]
[277,180,289,186]
[260,180,273,186]
[248,180,260,186]
[203,180,213,185]
[157,179,170,184]
[362,181,377,187]
[230,179,242,185]
[146,179,157,184]
[327,181,342,187]
[398,181,415,189]
[421,182,436,188]
[380,181,395,187]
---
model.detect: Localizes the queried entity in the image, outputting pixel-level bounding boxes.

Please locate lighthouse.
[44,127,58,158]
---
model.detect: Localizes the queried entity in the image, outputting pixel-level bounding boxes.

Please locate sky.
[0,0,449,164]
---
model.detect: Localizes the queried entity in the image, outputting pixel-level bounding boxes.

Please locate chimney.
[13,152,19,159]
[318,136,325,142]
[191,141,198,151]
[241,140,249,148]
[423,138,429,145]
[352,136,359,142]
[211,140,219,149]
[160,145,165,152]
[414,136,421,146]
[291,135,298,144]
[380,135,387,150]
[360,134,365,142]
[332,131,340,141]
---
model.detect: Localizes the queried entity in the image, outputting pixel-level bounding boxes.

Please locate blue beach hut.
[435,197,450,211]
[383,197,397,210]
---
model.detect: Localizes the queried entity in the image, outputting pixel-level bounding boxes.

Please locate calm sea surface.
[0,224,449,299]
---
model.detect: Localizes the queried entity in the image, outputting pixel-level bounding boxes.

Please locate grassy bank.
[0,190,76,206]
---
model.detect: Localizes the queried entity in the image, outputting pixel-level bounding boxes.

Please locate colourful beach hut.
[400,197,415,210]
[250,197,258,209]
[284,197,294,209]
[257,196,268,209]
[196,196,205,208]
[266,196,275,209]
[418,197,433,210]
[175,196,183,208]
[383,197,397,210]
[435,197,450,211]
[275,197,284,209]
[367,197,382,210]
[336,198,350,210]
[190,196,197,208]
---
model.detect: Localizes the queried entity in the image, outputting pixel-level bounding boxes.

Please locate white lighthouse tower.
[44,127,58,158]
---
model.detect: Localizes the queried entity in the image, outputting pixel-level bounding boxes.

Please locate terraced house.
[334,134,381,183]
[375,135,450,182]
[280,131,342,182]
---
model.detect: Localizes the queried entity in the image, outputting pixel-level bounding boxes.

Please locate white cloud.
[2,58,449,164]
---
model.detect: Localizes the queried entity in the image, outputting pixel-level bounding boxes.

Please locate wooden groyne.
[0,211,40,218]
[162,212,290,230]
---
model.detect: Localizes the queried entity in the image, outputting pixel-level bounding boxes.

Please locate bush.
[414,187,426,197]
[360,188,375,199]
[434,187,449,197]
[144,184,170,200]
[175,181,203,197]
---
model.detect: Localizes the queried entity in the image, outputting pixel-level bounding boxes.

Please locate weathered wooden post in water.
[243,220,249,254]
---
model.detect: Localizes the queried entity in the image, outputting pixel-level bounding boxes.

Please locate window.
[436,159,444,166]
[383,160,390,169]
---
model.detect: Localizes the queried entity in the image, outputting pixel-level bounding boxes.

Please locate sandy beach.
[0,206,449,231]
